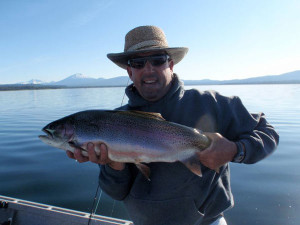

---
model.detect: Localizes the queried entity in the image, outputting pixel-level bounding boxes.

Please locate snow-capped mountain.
[69,73,89,79]
[51,73,131,86]
[19,79,46,85]
[53,73,101,86]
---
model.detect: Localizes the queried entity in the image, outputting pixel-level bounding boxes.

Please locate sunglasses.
[128,55,170,69]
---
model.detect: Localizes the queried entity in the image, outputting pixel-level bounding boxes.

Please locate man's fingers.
[68,143,111,165]
[87,143,99,163]
[66,150,75,159]
[199,132,237,170]
[74,148,89,163]
[99,143,109,164]
[86,142,110,164]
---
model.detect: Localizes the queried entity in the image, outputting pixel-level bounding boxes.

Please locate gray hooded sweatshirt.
[99,74,279,225]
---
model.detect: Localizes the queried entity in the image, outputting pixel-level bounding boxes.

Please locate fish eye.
[48,124,55,130]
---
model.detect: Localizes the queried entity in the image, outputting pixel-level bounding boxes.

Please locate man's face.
[126,52,174,102]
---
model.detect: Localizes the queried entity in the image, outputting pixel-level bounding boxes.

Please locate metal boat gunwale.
[0,195,133,225]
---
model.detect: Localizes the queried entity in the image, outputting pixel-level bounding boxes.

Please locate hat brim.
[107,47,188,69]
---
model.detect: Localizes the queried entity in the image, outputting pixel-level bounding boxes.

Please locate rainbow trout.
[39,110,212,179]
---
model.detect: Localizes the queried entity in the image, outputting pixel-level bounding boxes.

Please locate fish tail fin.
[181,155,202,177]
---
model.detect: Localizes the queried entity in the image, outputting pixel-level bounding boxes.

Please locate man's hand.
[66,143,125,171]
[198,132,237,171]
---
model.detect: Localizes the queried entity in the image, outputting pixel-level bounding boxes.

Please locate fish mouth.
[39,128,55,139]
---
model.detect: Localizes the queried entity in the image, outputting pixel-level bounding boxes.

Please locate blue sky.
[1,0,299,84]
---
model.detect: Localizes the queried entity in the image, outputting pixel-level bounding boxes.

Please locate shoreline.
[1,81,300,92]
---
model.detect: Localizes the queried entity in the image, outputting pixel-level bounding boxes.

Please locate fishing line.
[110,199,116,217]
[87,184,101,225]
[94,188,103,215]
[87,76,130,225]
[121,76,130,107]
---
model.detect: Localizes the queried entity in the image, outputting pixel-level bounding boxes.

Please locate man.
[67,25,279,225]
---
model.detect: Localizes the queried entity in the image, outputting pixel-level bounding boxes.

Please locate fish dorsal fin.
[131,110,165,121]
[117,110,165,121]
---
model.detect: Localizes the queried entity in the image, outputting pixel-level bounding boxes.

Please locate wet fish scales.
[39,110,212,179]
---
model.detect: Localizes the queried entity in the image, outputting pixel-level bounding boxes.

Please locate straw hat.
[107,25,189,69]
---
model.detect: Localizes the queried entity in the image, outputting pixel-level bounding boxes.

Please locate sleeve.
[99,164,136,200]
[217,94,279,164]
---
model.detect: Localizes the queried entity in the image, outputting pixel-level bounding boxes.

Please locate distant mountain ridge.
[18,79,45,85]
[45,73,131,87]
[53,73,104,86]
[183,70,300,85]
[1,70,300,90]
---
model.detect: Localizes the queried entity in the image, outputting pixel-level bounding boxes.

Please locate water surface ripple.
[0,85,299,224]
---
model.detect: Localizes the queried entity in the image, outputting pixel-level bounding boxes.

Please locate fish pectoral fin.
[135,163,151,181]
[68,141,85,151]
[67,141,90,156]
[181,156,202,177]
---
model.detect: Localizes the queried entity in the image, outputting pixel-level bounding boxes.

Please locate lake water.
[0,84,299,225]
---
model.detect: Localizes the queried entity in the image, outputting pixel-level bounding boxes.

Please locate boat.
[0,195,133,225]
